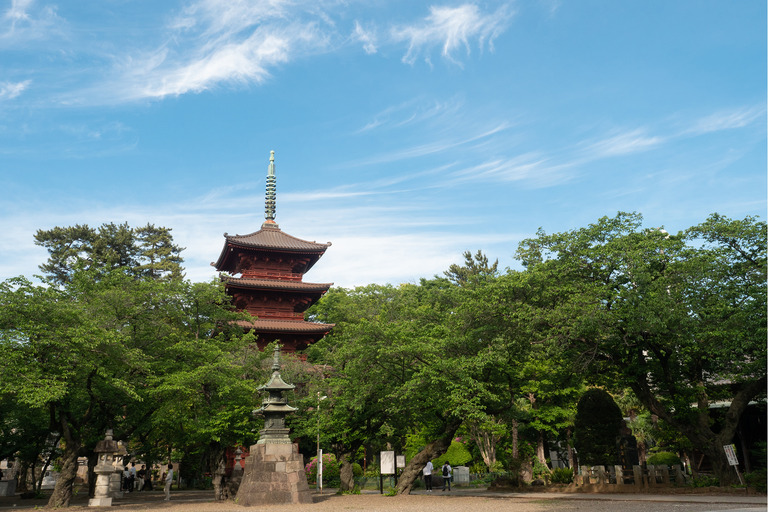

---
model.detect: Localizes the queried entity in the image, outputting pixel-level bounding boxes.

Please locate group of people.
[122,462,174,501]
[422,460,452,492]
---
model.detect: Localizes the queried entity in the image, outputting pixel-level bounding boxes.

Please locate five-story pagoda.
[212,151,333,354]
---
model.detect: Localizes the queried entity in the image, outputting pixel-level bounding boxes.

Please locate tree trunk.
[338,451,355,492]
[396,418,460,495]
[15,461,29,493]
[47,439,81,508]
[566,428,575,468]
[468,419,500,470]
[87,452,98,498]
[511,419,519,459]
[536,431,547,465]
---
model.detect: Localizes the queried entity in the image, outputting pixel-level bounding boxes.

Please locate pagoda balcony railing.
[249,311,305,320]
[241,270,303,281]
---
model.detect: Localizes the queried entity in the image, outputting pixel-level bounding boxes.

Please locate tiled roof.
[233,319,335,333]
[225,224,331,252]
[224,277,332,292]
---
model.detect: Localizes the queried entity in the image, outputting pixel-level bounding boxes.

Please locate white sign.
[723,444,739,466]
[396,455,405,468]
[380,451,395,475]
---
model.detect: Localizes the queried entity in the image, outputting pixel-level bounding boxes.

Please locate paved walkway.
[0,487,764,511]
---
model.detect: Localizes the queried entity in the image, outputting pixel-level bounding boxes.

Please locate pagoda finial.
[271,343,281,372]
[264,150,277,223]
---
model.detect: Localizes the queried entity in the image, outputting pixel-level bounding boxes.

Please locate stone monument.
[235,346,312,506]
[89,430,120,507]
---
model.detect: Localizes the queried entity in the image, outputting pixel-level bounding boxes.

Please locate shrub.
[688,475,719,488]
[434,439,473,467]
[646,452,682,467]
[550,467,574,484]
[745,468,767,493]
[574,388,623,466]
[305,453,341,487]
[532,459,551,483]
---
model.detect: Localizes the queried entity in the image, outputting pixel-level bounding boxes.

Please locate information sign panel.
[380,451,395,475]
[723,444,739,466]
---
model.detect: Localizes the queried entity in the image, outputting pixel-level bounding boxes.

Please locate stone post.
[595,466,606,485]
[614,465,624,485]
[646,465,656,487]
[632,465,643,487]
[579,466,591,485]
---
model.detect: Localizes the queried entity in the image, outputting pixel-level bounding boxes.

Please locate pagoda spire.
[264,150,277,226]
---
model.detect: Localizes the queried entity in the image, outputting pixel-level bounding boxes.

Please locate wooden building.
[212,151,333,354]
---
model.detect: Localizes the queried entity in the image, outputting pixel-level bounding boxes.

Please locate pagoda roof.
[234,318,335,334]
[212,223,331,271]
[224,276,333,292]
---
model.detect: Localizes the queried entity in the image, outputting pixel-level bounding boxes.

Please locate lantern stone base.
[88,497,113,507]
[235,443,312,506]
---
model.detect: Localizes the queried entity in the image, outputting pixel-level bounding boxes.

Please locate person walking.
[423,460,433,492]
[441,461,452,491]
[128,463,137,492]
[164,463,174,501]
[137,465,146,491]
[122,465,131,492]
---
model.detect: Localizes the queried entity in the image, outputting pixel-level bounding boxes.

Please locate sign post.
[380,451,395,494]
[723,444,744,485]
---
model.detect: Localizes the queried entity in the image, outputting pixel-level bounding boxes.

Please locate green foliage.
[305,453,341,487]
[532,459,551,482]
[34,222,184,285]
[433,440,473,467]
[745,469,767,493]
[688,475,720,488]
[550,467,573,484]
[646,451,682,467]
[517,212,767,485]
[574,389,623,466]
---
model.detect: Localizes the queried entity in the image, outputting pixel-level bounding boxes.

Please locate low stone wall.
[577,464,688,488]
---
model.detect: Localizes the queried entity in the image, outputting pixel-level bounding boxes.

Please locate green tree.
[0,270,255,507]
[34,222,184,285]
[516,212,767,484]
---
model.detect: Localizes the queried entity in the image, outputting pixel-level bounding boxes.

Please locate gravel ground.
[3,489,764,512]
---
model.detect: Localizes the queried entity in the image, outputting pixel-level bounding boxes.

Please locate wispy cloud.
[581,129,664,158]
[353,21,377,55]
[357,97,464,132]
[684,106,765,135]
[0,0,62,45]
[391,3,514,66]
[0,79,31,100]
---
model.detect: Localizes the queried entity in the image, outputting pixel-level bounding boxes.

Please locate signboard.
[380,451,395,475]
[723,444,739,466]
[396,455,405,469]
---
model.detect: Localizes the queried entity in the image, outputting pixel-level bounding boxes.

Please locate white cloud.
[391,3,513,65]
[0,0,62,44]
[582,129,664,158]
[685,106,765,135]
[0,79,31,100]
[353,21,377,54]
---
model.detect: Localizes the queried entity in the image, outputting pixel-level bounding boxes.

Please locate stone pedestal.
[235,443,311,506]
[0,480,16,497]
[89,466,114,507]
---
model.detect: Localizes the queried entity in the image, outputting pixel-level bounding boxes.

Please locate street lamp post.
[316,393,327,493]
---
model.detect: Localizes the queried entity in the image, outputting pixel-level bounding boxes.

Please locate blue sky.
[1,0,765,288]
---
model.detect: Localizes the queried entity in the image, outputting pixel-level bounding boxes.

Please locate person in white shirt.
[164,464,174,501]
[423,460,434,492]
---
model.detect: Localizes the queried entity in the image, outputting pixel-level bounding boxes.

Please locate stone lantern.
[255,345,298,444]
[89,430,120,507]
[235,346,312,505]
